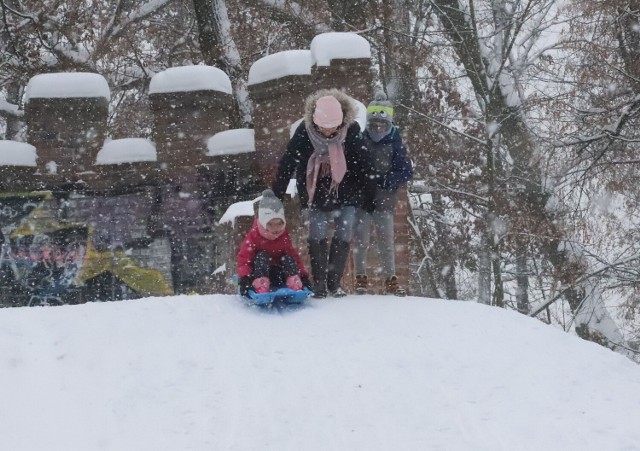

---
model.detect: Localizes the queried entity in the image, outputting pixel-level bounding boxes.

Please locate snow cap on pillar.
[310,32,371,67]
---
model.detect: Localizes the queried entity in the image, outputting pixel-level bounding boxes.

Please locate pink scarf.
[305,124,348,206]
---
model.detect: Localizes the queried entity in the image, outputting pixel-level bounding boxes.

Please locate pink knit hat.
[313,96,343,128]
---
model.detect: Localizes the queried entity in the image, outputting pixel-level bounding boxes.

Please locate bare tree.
[0,0,201,137]
[422,0,630,349]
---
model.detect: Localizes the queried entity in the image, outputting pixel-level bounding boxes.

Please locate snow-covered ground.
[2,295,640,451]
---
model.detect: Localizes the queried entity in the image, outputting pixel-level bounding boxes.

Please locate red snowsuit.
[237,219,308,278]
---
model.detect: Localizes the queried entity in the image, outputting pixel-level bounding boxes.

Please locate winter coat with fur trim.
[272,89,376,211]
[237,219,308,278]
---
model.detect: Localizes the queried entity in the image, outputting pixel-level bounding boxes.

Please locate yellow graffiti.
[77,236,173,297]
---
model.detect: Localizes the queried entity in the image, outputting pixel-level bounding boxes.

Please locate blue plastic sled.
[243,287,313,306]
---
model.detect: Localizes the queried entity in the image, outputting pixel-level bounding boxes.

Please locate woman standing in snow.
[272,88,374,298]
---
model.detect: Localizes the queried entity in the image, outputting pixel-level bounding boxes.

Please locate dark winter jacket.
[363,125,413,212]
[237,219,308,278]
[272,90,376,212]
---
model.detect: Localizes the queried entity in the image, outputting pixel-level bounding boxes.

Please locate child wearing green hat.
[353,92,413,296]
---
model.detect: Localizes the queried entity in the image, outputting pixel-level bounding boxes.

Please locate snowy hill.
[2,295,640,451]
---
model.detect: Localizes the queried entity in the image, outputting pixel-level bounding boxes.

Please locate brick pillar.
[148,65,234,294]
[310,32,373,104]
[0,141,38,192]
[247,52,314,286]
[394,186,411,287]
[149,65,233,180]
[248,50,312,187]
[92,138,160,191]
[25,73,109,187]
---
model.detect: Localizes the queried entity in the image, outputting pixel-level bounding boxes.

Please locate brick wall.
[312,58,373,104]
[150,90,232,172]
[26,97,108,185]
[249,75,310,186]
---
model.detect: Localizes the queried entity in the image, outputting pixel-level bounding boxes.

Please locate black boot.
[327,239,350,297]
[308,239,328,298]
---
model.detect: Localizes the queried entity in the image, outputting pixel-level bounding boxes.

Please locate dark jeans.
[253,252,300,287]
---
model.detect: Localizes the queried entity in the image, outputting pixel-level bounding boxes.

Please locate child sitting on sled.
[237,189,311,297]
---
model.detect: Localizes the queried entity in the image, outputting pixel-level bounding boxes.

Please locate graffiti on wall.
[0,192,173,306]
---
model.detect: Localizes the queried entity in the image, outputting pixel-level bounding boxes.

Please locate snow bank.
[0,140,37,166]
[0,296,639,450]
[310,32,371,66]
[95,138,157,165]
[218,197,259,227]
[353,98,367,130]
[24,73,110,102]
[149,66,232,95]
[207,129,255,156]
[286,179,297,197]
[248,50,311,85]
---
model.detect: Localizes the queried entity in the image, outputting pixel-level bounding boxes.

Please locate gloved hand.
[238,276,252,297]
